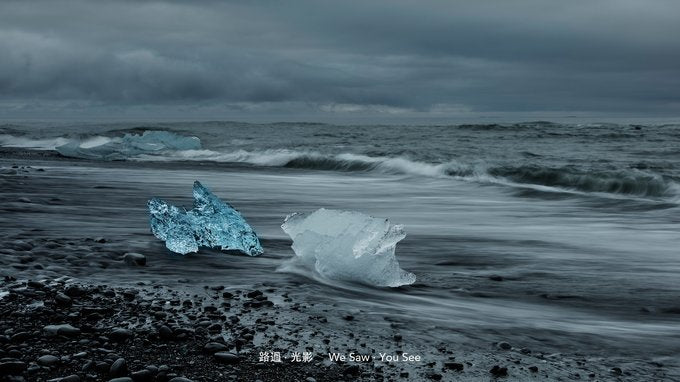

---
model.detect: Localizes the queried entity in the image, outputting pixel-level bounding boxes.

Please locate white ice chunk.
[281,208,416,287]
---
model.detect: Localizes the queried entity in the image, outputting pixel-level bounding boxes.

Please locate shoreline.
[1,276,672,381]
[1,154,678,381]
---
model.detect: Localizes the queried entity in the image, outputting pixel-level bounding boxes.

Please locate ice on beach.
[281,208,416,287]
[56,130,201,160]
[148,181,263,256]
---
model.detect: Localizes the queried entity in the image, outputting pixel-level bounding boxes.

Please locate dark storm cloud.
[1,0,679,118]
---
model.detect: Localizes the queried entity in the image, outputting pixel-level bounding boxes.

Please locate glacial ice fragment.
[148,181,263,256]
[56,130,201,160]
[281,208,416,287]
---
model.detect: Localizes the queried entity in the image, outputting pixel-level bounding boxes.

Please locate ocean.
[1,121,679,379]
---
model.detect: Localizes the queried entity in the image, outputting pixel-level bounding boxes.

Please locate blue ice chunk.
[148,181,263,256]
[56,131,201,160]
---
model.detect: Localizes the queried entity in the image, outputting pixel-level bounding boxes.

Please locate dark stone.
[246,290,263,298]
[109,378,133,382]
[490,365,508,377]
[44,324,81,337]
[10,331,30,342]
[489,275,504,281]
[55,292,72,305]
[27,280,45,289]
[0,361,27,375]
[110,358,128,377]
[168,378,193,382]
[497,341,512,350]
[611,367,623,375]
[109,328,133,342]
[444,362,464,371]
[60,375,81,382]
[158,325,174,340]
[130,369,153,382]
[123,253,147,266]
[203,342,228,353]
[213,352,239,364]
[343,315,354,321]
[65,285,87,297]
[344,364,361,376]
[82,360,95,372]
[529,366,539,373]
[37,354,60,366]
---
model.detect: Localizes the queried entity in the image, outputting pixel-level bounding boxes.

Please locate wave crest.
[489,166,674,197]
[153,148,678,199]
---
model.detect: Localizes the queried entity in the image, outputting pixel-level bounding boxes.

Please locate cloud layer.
[1,0,679,120]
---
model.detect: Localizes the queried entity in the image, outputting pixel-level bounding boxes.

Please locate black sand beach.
[2,132,679,381]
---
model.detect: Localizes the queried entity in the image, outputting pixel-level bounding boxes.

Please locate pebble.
[0,361,27,375]
[344,364,360,376]
[213,352,239,364]
[27,280,45,289]
[64,285,87,297]
[130,369,153,382]
[168,378,193,382]
[490,365,508,377]
[109,328,133,342]
[109,378,133,382]
[110,358,128,377]
[123,253,146,266]
[38,355,60,366]
[246,290,263,298]
[11,331,31,342]
[497,341,512,350]
[203,342,228,353]
[158,325,174,340]
[55,292,72,305]
[444,362,464,371]
[44,324,81,337]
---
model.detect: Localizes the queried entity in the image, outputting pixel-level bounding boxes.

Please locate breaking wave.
[1,130,678,200]
[163,149,461,178]
[488,166,676,198]
[165,149,678,198]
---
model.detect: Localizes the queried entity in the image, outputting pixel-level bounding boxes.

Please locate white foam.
[0,134,70,150]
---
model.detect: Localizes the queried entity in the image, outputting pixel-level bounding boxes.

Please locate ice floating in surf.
[148,181,263,256]
[281,208,416,287]
[56,130,201,160]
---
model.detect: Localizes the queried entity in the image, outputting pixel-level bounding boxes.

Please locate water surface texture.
[1,121,679,368]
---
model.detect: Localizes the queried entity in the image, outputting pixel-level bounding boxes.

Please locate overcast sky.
[1,0,679,122]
